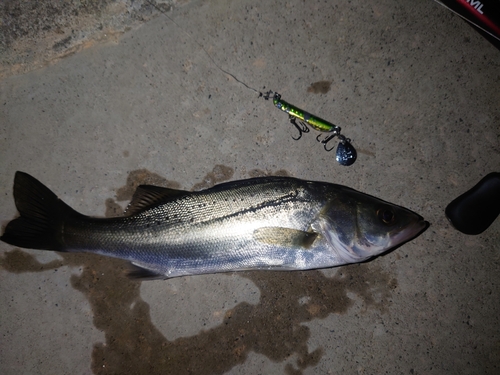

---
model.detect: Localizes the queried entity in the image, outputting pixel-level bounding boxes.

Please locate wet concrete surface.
[1,0,499,374]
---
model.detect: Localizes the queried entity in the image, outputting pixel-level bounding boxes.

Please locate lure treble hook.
[316,133,338,152]
[316,133,357,166]
[289,116,310,140]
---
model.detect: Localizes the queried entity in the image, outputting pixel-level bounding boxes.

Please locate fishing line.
[143,0,357,166]
[144,0,262,96]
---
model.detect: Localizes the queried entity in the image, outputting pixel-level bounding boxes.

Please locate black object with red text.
[433,0,500,49]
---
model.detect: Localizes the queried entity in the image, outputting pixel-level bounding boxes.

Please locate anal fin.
[127,262,167,280]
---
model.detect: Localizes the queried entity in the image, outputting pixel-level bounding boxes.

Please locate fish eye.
[377,208,395,224]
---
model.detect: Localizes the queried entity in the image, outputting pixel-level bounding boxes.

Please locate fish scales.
[63,179,325,275]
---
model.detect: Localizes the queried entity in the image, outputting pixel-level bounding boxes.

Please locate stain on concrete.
[0,248,64,273]
[191,164,234,191]
[0,167,397,374]
[307,81,332,94]
[247,168,290,178]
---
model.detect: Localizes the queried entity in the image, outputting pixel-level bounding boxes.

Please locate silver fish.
[1,172,428,279]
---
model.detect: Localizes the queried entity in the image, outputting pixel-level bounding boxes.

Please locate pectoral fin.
[253,227,318,249]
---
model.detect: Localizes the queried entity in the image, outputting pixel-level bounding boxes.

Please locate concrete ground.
[1,0,499,374]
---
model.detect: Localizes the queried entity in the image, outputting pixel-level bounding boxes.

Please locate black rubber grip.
[445,172,500,235]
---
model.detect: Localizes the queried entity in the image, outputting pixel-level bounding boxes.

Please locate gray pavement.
[1,0,499,374]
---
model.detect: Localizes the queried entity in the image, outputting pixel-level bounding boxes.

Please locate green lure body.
[271,93,341,134]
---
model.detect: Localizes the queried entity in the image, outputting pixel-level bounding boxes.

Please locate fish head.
[317,188,428,263]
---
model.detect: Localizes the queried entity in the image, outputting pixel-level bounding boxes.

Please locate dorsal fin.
[125,185,189,215]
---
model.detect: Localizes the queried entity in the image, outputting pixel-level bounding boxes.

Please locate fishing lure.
[262,91,357,166]
[144,1,357,166]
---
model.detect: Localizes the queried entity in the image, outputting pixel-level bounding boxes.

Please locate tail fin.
[1,172,80,251]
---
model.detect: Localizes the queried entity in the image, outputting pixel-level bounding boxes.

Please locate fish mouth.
[391,216,429,245]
